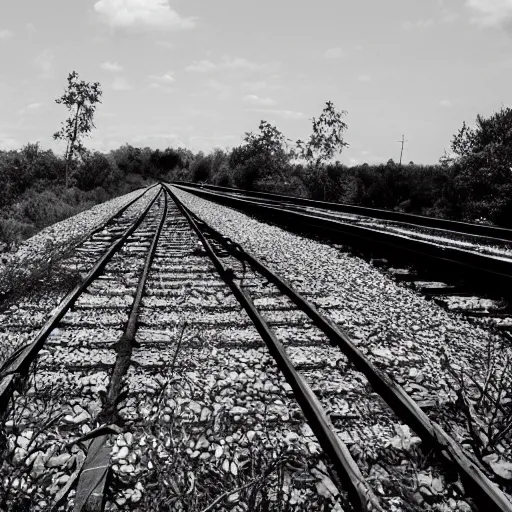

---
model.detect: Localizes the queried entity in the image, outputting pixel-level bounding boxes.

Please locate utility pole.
[398,134,407,166]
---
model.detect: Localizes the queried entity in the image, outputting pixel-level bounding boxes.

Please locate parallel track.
[173,184,512,305]
[0,184,510,511]
[174,181,512,242]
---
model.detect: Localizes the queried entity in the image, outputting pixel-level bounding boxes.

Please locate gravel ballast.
[0,186,158,364]
[299,206,512,260]
[1,185,510,509]
[0,187,153,281]
[1,198,352,512]
[172,186,512,500]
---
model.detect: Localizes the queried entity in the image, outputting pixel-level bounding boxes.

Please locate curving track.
[0,184,510,512]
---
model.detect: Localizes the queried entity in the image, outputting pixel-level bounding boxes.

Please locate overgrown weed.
[441,341,512,492]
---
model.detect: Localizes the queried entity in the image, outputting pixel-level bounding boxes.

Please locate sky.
[0,0,511,166]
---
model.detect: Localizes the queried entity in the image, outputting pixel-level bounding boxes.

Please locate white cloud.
[101,61,123,72]
[130,132,184,147]
[186,56,277,74]
[242,80,284,93]
[35,49,55,79]
[148,72,175,83]
[191,135,237,142]
[26,23,36,32]
[206,79,232,100]
[94,0,195,30]
[19,102,44,115]
[357,74,371,82]
[111,77,132,90]
[440,11,461,23]
[0,29,14,39]
[324,47,345,59]
[466,0,512,26]
[222,57,262,71]
[148,72,174,92]
[243,94,276,106]
[439,99,452,107]
[186,60,216,72]
[190,135,238,149]
[402,19,435,30]
[243,80,269,91]
[248,108,305,120]
[149,83,173,93]
[188,134,240,152]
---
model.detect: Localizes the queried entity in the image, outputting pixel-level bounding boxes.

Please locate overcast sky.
[0,0,511,165]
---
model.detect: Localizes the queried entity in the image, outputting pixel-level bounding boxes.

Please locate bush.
[73,152,113,191]
[189,153,211,182]
[231,163,259,190]
[0,143,180,248]
[0,217,36,247]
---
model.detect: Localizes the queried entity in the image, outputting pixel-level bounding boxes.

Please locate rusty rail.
[0,187,162,415]
[167,184,512,512]
[165,183,384,512]
[73,191,168,511]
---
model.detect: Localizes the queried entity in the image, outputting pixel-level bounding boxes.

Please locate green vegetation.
[448,106,512,225]
[53,71,103,188]
[174,103,512,228]
[0,143,186,249]
[2,75,511,252]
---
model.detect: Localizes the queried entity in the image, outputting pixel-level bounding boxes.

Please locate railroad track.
[0,184,510,511]
[174,181,512,241]
[173,182,512,336]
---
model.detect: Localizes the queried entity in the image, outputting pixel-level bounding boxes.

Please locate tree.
[149,148,183,175]
[296,101,349,168]
[439,150,455,168]
[73,152,113,191]
[451,121,476,159]
[53,71,102,187]
[451,107,512,159]
[189,152,211,182]
[243,120,289,160]
[449,107,512,225]
[230,120,292,188]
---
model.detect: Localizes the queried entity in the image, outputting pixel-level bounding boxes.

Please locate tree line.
[176,103,512,228]
[1,70,511,249]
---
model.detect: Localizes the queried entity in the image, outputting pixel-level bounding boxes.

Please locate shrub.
[189,153,212,182]
[0,217,36,247]
[73,152,113,191]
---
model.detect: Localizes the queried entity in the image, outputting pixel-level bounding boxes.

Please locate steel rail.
[0,184,157,305]
[84,183,159,242]
[173,181,512,242]
[167,186,512,512]
[0,186,163,415]
[173,185,512,296]
[73,190,169,512]
[164,184,383,512]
